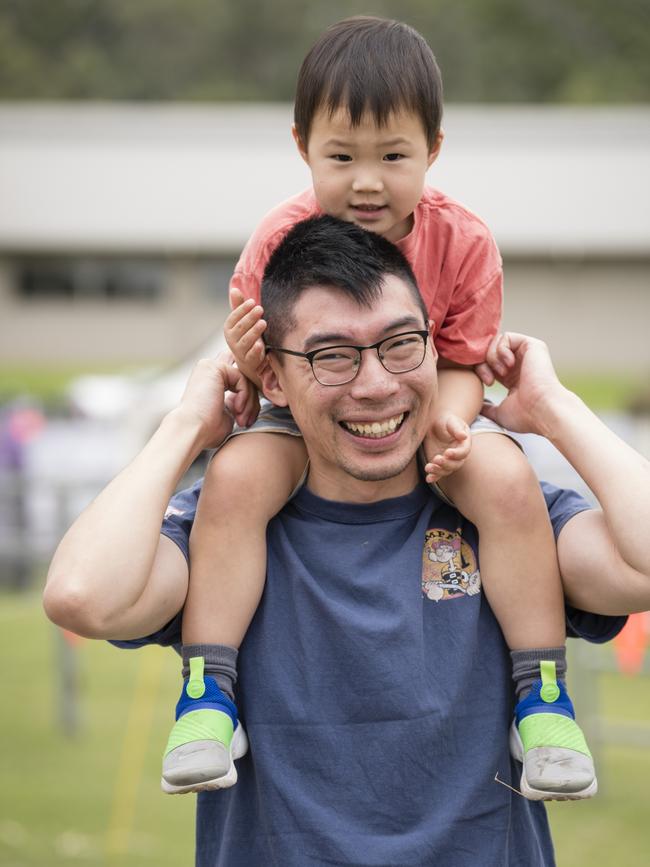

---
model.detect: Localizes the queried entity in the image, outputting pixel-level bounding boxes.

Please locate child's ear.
[292,125,309,164]
[260,357,289,408]
[427,129,444,168]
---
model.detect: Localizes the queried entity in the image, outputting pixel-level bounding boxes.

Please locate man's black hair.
[261,215,428,348]
[294,16,443,149]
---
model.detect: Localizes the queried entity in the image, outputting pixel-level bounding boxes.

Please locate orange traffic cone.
[614,612,650,675]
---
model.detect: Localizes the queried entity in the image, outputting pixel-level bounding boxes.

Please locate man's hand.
[423,411,472,484]
[478,332,566,436]
[175,354,251,450]
[225,287,268,383]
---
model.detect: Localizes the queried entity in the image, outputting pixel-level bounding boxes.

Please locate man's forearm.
[44,408,204,635]
[539,387,650,576]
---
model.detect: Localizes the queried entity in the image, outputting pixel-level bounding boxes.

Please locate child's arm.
[423,361,484,484]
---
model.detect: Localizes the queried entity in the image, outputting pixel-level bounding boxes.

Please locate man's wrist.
[533,385,584,442]
[162,407,214,459]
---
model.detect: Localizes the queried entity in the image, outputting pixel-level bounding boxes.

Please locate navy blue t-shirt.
[113,480,625,866]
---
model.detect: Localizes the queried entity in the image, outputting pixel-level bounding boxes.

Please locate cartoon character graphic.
[422,528,481,602]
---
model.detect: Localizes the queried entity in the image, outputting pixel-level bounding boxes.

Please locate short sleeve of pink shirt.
[230,186,502,366]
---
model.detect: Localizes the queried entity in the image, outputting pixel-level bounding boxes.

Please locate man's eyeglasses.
[266,330,429,386]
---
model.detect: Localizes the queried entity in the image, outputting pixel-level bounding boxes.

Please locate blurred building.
[1,103,649,372]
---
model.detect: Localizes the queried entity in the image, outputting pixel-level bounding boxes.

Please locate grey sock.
[510,647,567,701]
[182,643,238,702]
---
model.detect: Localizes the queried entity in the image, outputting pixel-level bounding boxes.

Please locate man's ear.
[259,356,289,408]
[427,129,444,169]
[292,124,310,165]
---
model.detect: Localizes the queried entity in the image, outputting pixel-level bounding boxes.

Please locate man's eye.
[317,351,351,362]
[384,153,404,162]
[386,335,419,348]
[331,154,352,162]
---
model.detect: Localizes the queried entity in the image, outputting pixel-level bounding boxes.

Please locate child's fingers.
[424,449,468,482]
[235,318,267,358]
[229,286,246,311]
[225,305,265,347]
[243,337,266,368]
[442,415,470,447]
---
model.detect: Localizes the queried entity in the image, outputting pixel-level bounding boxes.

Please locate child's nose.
[351,171,384,194]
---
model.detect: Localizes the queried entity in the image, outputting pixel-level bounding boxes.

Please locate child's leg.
[441,433,565,651]
[162,431,307,795]
[440,432,596,800]
[183,432,307,648]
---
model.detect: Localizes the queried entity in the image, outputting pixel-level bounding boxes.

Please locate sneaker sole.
[161,724,249,795]
[509,722,597,801]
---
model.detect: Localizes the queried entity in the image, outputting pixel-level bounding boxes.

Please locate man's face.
[268,275,437,502]
[294,108,442,244]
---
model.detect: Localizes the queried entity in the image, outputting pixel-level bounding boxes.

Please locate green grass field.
[2,590,650,867]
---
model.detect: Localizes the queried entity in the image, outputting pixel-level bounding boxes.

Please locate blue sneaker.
[161,657,248,795]
[509,660,597,800]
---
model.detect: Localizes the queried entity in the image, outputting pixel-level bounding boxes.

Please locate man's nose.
[348,351,400,400]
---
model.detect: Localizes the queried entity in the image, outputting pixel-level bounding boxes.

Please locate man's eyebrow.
[302,315,425,352]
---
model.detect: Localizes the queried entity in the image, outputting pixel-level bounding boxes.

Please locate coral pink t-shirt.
[231,187,502,365]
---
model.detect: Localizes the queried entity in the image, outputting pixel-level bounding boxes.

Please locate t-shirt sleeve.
[541,480,628,644]
[434,232,503,366]
[108,480,204,652]
[160,478,203,563]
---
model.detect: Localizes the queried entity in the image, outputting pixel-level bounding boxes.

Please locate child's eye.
[383,153,404,162]
[331,154,352,162]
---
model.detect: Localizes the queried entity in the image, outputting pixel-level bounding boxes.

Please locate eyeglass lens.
[312,332,426,385]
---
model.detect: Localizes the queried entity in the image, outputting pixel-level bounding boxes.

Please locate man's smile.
[340,412,406,439]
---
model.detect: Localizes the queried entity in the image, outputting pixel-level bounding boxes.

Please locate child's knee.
[480,448,546,523]
[458,437,546,525]
[201,434,304,520]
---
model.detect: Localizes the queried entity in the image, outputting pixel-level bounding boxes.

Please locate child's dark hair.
[294,16,443,149]
[261,215,428,349]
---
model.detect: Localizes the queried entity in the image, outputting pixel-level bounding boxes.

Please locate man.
[44,217,650,866]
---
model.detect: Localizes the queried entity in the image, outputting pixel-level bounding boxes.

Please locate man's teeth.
[343,413,404,438]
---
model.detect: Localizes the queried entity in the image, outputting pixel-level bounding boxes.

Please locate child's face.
[294,107,442,243]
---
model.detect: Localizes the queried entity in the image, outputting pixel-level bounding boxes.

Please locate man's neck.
[305,461,421,504]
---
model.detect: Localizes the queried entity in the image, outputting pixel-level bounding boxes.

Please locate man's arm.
[43,357,250,640]
[481,332,650,616]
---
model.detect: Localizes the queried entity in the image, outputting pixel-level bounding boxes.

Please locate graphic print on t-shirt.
[422,528,481,602]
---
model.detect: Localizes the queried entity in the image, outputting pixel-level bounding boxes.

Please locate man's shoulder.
[237,189,321,276]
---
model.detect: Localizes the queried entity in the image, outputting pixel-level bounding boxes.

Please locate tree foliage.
[0,0,647,102]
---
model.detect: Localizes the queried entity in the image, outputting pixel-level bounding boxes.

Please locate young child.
[161,16,596,802]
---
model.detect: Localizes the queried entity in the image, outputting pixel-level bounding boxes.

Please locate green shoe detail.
[186,656,206,699]
[539,659,560,703]
[164,708,234,757]
[518,712,592,758]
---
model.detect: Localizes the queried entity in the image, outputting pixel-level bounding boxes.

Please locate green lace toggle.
[539,659,560,703]
[186,656,206,699]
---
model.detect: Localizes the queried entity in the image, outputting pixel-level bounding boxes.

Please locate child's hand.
[225,287,267,382]
[423,411,472,483]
